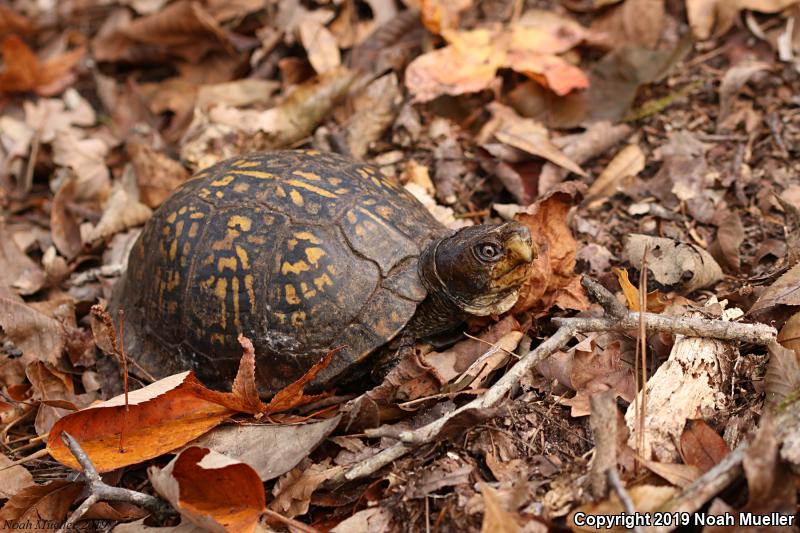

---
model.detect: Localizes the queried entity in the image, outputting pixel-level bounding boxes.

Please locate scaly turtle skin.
[112,150,534,397]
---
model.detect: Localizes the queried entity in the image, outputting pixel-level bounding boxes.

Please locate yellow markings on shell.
[233,182,250,193]
[167,212,177,224]
[175,220,185,237]
[178,206,187,215]
[291,311,306,326]
[314,273,333,291]
[371,176,383,188]
[274,312,286,325]
[290,190,304,206]
[247,235,266,245]
[358,206,392,230]
[235,246,250,269]
[276,185,287,198]
[295,231,321,243]
[327,264,337,275]
[232,277,241,331]
[282,260,310,275]
[215,278,228,328]
[287,238,298,251]
[215,191,224,198]
[305,247,325,266]
[188,222,200,238]
[285,284,301,305]
[210,333,225,345]
[304,149,320,155]
[218,256,237,272]
[300,282,316,299]
[328,177,342,186]
[357,168,370,179]
[234,170,277,179]
[390,311,400,322]
[228,215,252,231]
[169,240,178,260]
[244,274,255,309]
[211,174,235,187]
[234,160,261,168]
[293,170,322,181]
[286,179,337,198]
[376,206,393,219]
[190,212,205,219]
[335,188,350,194]
[346,211,357,224]
[199,188,211,198]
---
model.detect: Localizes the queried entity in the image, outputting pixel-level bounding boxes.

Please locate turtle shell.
[113,150,447,396]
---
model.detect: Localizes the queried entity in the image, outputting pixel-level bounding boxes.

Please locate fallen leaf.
[270,459,342,518]
[299,19,341,74]
[741,411,797,516]
[149,446,265,533]
[0,222,45,295]
[687,0,799,40]
[50,176,83,260]
[449,331,523,392]
[28,361,95,436]
[331,507,393,532]
[512,182,590,316]
[229,335,266,414]
[420,0,472,34]
[84,176,153,244]
[92,0,233,64]
[0,453,34,499]
[710,209,745,272]
[128,142,190,208]
[484,103,586,177]
[570,485,677,532]
[0,36,84,96]
[642,460,702,488]
[265,350,335,414]
[718,61,771,129]
[0,5,35,38]
[749,261,800,320]
[622,234,724,293]
[585,144,645,207]
[0,481,84,526]
[479,482,521,533]
[765,341,800,404]
[778,311,800,353]
[191,416,341,481]
[47,372,234,472]
[563,339,636,417]
[345,73,402,159]
[0,297,64,367]
[406,13,592,101]
[51,129,111,202]
[679,419,730,473]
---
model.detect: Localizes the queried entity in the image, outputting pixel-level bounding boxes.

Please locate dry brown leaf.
[687,0,799,39]
[406,14,591,101]
[718,61,771,129]
[0,5,35,38]
[28,361,95,436]
[485,103,586,177]
[562,339,635,417]
[710,209,746,272]
[149,446,266,533]
[479,482,522,533]
[679,419,730,473]
[642,460,702,489]
[512,182,589,316]
[778,311,800,353]
[51,129,111,202]
[270,459,342,518]
[569,485,677,532]
[345,73,402,159]
[299,19,341,74]
[128,142,190,208]
[613,267,669,313]
[47,372,234,472]
[92,0,233,64]
[749,261,800,319]
[585,143,645,206]
[622,234,723,293]
[0,453,34,499]
[0,297,64,367]
[449,331,523,392]
[191,416,341,481]
[0,222,45,295]
[85,179,153,244]
[229,335,266,414]
[50,176,83,260]
[265,349,335,414]
[331,507,393,532]
[0,36,84,96]
[420,0,472,34]
[765,341,800,403]
[0,481,84,526]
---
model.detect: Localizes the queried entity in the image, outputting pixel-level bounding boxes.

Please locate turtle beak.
[506,233,535,265]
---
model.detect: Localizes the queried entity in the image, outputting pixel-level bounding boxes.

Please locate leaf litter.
[0,0,799,530]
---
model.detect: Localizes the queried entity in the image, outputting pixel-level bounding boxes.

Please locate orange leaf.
[265,350,336,414]
[0,36,84,96]
[230,335,267,414]
[613,267,640,311]
[149,446,265,533]
[679,419,730,473]
[47,372,233,473]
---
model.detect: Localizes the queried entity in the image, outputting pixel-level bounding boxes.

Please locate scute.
[115,150,448,396]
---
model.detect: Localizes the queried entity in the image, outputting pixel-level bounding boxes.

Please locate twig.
[59,432,172,531]
[607,468,644,533]
[327,278,777,485]
[551,314,775,345]
[0,448,49,472]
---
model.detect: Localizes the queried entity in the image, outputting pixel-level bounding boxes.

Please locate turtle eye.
[475,243,502,262]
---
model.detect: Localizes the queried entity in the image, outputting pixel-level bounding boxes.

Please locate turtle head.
[422,222,535,317]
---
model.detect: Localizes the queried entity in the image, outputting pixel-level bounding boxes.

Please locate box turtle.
[112,150,534,397]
